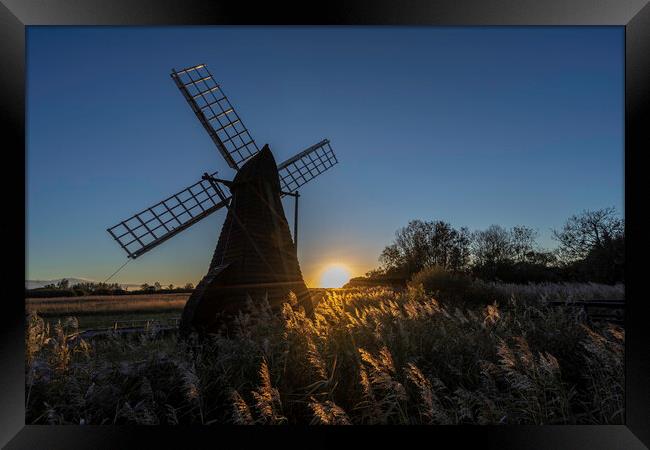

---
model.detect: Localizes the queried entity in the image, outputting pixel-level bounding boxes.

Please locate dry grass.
[485,282,624,303]
[25,293,190,317]
[25,285,624,425]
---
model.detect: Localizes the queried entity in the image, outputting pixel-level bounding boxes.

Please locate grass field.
[25,283,623,332]
[25,290,336,331]
[26,293,191,315]
[25,284,624,425]
[26,293,189,331]
[25,294,190,331]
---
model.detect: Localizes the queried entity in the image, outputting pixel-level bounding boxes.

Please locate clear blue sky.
[26,26,624,287]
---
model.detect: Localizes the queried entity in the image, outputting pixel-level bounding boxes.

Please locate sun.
[320,264,351,288]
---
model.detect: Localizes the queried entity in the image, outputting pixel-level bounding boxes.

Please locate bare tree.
[509,225,538,263]
[379,219,472,276]
[471,225,512,266]
[552,207,624,262]
[448,226,472,272]
[380,220,431,275]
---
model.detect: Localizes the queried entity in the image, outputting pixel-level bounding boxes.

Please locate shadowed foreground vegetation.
[26,286,623,425]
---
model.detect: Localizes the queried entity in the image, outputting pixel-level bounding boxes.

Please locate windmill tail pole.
[294,191,299,253]
[279,189,301,253]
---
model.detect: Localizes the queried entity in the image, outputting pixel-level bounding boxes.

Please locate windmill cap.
[232,144,281,190]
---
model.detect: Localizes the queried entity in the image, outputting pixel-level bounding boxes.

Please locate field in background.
[26,293,189,330]
[25,283,623,331]
[25,290,335,331]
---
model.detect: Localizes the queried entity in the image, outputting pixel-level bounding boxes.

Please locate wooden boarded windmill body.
[107,63,338,334]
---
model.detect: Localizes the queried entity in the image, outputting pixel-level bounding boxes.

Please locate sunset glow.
[23,26,625,428]
[319,264,351,288]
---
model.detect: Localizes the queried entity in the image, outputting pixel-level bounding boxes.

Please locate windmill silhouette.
[107,63,338,334]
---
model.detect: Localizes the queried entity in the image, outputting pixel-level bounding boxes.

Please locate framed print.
[1,0,648,448]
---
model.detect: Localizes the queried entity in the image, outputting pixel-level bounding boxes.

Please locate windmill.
[107,63,338,334]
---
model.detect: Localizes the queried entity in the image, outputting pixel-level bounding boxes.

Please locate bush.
[343,275,407,289]
[408,266,498,306]
[472,261,562,284]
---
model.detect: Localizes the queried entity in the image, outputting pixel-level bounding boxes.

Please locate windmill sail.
[107,140,338,260]
[171,64,259,170]
[277,139,338,193]
[107,172,230,259]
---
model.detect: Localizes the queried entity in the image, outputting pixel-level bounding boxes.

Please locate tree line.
[27,279,195,298]
[365,207,623,285]
[138,282,195,293]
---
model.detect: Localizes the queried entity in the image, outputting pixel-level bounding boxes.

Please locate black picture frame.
[1,0,648,448]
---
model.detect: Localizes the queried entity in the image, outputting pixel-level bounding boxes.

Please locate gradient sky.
[26,26,624,287]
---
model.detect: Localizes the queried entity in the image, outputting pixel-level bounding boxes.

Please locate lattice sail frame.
[277,139,338,193]
[108,139,338,259]
[171,64,259,170]
[108,63,339,259]
[107,172,230,259]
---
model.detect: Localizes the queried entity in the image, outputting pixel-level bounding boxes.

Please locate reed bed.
[484,282,624,303]
[25,286,623,425]
[26,293,190,316]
